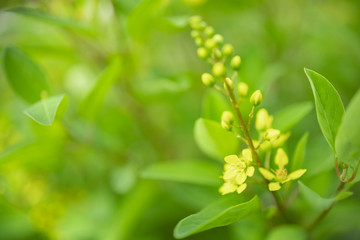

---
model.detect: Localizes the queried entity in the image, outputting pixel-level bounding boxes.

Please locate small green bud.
[191,30,200,39]
[221,120,232,131]
[223,77,234,91]
[250,90,263,106]
[212,48,223,60]
[265,128,281,142]
[231,55,241,70]
[204,26,214,37]
[205,38,217,49]
[201,73,215,87]
[212,62,226,77]
[222,44,234,57]
[197,47,209,59]
[195,37,204,46]
[189,15,202,29]
[213,34,223,45]
[237,82,249,97]
[222,111,234,124]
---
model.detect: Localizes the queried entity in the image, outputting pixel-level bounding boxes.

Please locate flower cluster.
[259,148,307,191]
[219,149,255,195]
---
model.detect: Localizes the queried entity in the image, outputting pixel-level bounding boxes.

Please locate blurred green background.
[0,0,360,239]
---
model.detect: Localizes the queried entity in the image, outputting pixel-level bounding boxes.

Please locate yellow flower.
[219,149,255,195]
[259,148,306,191]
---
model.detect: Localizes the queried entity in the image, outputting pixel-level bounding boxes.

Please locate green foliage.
[174,195,261,239]
[273,102,312,132]
[2,46,50,103]
[291,133,308,171]
[141,159,222,186]
[266,225,306,240]
[304,68,344,153]
[194,118,239,160]
[24,94,65,126]
[298,181,334,211]
[335,90,360,169]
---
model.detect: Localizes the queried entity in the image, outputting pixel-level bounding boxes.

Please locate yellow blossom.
[259,148,306,191]
[219,149,255,195]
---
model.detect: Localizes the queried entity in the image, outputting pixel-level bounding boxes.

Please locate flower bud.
[265,128,281,142]
[201,73,215,87]
[250,90,263,106]
[237,82,249,97]
[231,55,241,70]
[195,37,204,46]
[213,34,223,45]
[189,16,202,29]
[221,120,232,131]
[222,111,234,124]
[191,30,200,39]
[204,26,214,37]
[255,109,273,132]
[197,47,209,59]
[212,48,223,60]
[223,77,234,91]
[205,38,217,49]
[222,44,234,57]
[212,62,226,77]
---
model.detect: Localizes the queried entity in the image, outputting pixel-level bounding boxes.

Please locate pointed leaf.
[304,68,344,153]
[174,195,261,239]
[291,133,308,171]
[24,94,65,126]
[335,90,360,168]
[298,181,334,211]
[194,118,239,160]
[273,102,313,132]
[2,46,50,103]
[141,160,222,187]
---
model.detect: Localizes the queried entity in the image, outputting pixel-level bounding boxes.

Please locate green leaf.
[24,94,65,126]
[304,68,344,153]
[273,102,312,132]
[298,181,333,211]
[335,90,360,169]
[7,7,93,34]
[80,58,122,120]
[194,118,239,160]
[202,90,231,121]
[174,195,261,239]
[335,191,353,201]
[1,46,50,103]
[141,160,222,186]
[266,225,306,240]
[291,133,308,171]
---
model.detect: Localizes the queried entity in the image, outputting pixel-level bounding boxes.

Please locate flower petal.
[224,155,239,164]
[268,182,281,191]
[242,148,252,163]
[219,182,237,195]
[275,148,288,168]
[237,183,247,194]
[259,167,275,180]
[223,168,238,180]
[287,169,307,180]
[246,166,255,177]
[236,172,247,184]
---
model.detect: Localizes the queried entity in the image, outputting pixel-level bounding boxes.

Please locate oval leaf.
[304,68,344,153]
[273,102,313,132]
[194,118,239,160]
[291,132,308,171]
[335,90,360,168]
[174,195,261,239]
[2,46,50,103]
[141,160,222,186]
[24,94,65,126]
[298,181,333,211]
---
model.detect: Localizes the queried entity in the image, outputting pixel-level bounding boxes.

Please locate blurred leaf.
[291,132,308,171]
[202,90,231,121]
[335,191,353,201]
[1,46,50,103]
[298,181,333,211]
[7,7,93,34]
[304,68,344,153]
[24,94,65,126]
[141,160,222,186]
[266,225,306,240]
[110,164,137,194]
[335,90,360,169]
[273,102,312,132]
[135,76,190,96]
[174,195,261,239]
[194,118,239,160]
[80,58,122,120]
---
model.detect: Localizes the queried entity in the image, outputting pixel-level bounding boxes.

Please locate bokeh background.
[0,0,360,239]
